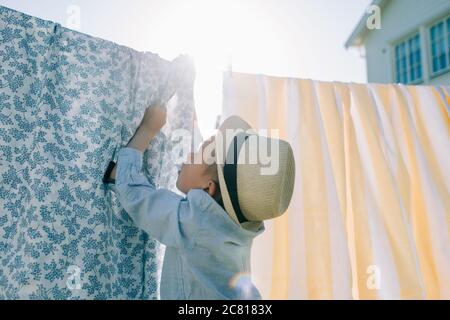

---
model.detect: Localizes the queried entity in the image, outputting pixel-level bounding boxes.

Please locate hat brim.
[215,116,253,226]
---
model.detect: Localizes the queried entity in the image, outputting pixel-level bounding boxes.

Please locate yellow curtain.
[222,72,450,300]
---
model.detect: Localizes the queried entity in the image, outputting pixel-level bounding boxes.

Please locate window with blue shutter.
[430,17,450,75]
[394,33,422,84]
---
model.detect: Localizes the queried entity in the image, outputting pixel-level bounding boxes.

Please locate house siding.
[363,0,450,84]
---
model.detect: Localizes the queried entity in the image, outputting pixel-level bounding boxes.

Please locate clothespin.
[215,115,221,130]
[226,54,233,78]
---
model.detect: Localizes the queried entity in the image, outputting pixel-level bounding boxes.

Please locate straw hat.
[214,115,296,227]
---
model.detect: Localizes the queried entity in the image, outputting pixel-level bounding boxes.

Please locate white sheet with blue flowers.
[0,5,196,299]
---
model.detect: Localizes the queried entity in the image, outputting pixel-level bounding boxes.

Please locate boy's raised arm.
[113,147,190,248]
[107,104,194,248]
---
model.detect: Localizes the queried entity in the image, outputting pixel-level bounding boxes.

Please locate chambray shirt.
[108,147,265,300]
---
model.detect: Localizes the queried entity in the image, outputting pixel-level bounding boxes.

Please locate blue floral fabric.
[0,6,196,299]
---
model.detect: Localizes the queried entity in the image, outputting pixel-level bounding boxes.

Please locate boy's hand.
[106,104,168,183]
[140,104,167,134]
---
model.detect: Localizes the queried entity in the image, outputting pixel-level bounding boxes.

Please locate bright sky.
[0,0,371,137]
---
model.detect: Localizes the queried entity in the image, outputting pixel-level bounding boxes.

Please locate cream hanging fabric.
[222,72,450,300]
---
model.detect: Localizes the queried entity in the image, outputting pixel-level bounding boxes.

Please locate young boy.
[105,104,295,300]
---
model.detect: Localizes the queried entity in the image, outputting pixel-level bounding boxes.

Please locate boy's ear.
[204,180,217,197]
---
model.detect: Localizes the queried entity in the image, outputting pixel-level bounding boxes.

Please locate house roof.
[345,0,388,48]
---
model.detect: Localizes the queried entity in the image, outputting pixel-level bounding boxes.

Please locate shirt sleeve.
[112,147,191,248]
